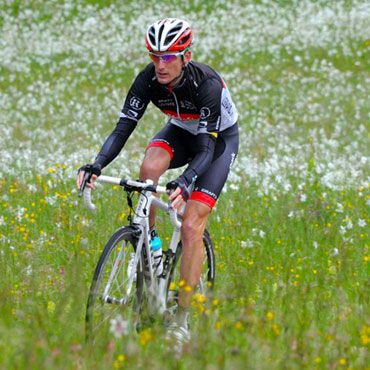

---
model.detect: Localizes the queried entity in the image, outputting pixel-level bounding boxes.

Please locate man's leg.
[175,200,211,326]
[140,147,171,227]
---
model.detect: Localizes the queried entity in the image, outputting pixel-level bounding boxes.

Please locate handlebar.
[82,175,182,228]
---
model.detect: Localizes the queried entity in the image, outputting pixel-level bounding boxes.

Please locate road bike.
[81,175,215,342]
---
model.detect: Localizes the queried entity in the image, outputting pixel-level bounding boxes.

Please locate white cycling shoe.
[165,322,190,355]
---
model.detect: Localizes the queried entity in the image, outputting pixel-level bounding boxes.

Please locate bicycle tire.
[166,229,215,313]
[85,226,144,342]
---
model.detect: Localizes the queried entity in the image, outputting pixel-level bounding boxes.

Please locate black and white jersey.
[120,61,238,134]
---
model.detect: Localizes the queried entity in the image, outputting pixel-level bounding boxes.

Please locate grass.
[1,0,370,369]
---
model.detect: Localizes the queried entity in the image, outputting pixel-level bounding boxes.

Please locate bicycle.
[81,175,215,342]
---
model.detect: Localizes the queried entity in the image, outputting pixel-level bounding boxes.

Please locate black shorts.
[146,123,239,209]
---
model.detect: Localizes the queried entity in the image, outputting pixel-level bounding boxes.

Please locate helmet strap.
[166,70,184,88]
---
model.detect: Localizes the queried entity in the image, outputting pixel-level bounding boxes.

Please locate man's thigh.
[147,123,194,169]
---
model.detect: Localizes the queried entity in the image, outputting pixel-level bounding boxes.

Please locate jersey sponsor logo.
[130,97,144,110]
[221,96,233,115]
[127,109,139,118]
[158,98,175,107]
[180,100,197,110]
[200,107,211,119]
[198,188,217,200]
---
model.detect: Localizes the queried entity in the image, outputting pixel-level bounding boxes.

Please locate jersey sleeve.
[179,133,217,186]
[120,67,152,123]
[93,67,153,168]
[196,77,224,134]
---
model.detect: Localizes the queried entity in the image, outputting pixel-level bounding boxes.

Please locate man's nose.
[157,59,166,68]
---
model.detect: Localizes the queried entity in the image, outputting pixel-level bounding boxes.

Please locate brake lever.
[79,171,92,197]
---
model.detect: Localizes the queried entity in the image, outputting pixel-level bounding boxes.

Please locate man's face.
[151,50,191,85]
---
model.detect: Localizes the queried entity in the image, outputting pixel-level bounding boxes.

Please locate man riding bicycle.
[77,18,239,346]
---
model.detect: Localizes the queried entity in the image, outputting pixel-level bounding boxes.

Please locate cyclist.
[77,18,239,347]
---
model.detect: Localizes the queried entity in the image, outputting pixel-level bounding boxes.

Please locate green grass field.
[1,0,369,368]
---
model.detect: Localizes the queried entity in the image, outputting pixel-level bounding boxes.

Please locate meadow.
[1,0,369,368]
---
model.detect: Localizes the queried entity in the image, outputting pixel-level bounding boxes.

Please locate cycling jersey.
[94,61,238,170]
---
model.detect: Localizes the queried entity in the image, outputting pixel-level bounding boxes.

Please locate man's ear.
[184,50,192,66]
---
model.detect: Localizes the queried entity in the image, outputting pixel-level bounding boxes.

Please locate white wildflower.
[358,219,366,228]
[335,203,344,213]
[240,240,254,249]
[109,315,129,338]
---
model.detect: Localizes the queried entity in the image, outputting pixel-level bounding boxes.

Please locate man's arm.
[93,67,152,169]
[178,132,217,186]
[93,119,137,169]
[167,132,217,207]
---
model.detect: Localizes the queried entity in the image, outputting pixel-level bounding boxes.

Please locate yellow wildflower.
[179,280,186,288]
[338,358,347,365]
[235,321,243,330]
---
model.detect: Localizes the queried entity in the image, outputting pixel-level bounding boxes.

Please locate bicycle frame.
[84,175,183,315]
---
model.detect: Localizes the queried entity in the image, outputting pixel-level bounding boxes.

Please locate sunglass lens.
[149,53,179,63]
[149,53,159,62]
[161,54,178,63]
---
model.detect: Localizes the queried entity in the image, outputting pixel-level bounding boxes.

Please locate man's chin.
[156,75,170,85]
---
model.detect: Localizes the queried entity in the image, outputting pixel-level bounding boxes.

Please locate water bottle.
[151,229,163,276]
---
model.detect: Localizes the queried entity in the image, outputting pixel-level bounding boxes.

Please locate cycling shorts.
[146,122,239,210]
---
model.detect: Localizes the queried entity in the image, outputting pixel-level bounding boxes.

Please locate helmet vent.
[158,24,165,50]
[178,33,190,45]
[172,23,183,32]
[148,27,156,46]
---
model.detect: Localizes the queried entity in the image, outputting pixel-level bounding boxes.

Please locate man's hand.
[76,163,101,191]
[166,177,191,210]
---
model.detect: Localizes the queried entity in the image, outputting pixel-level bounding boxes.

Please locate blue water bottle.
[151,229,163,276]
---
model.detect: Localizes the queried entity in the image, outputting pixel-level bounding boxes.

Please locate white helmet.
[145,18,194,52]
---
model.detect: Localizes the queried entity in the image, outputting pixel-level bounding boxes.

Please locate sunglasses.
[148,49,188,63]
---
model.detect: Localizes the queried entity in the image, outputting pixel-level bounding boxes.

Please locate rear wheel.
[85,226,143,343]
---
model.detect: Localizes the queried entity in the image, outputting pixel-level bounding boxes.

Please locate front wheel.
[166,229,215,314]
[85,226,143,343]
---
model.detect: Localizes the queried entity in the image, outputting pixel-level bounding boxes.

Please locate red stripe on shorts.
[190,191,216,210]
[146,141,174,160]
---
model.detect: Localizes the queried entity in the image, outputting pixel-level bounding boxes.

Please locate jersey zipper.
[171,91,181,120]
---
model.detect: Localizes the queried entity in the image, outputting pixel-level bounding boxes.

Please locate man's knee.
[181,202,210,243]
[140,159,162,178]
[181,217,202,241]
